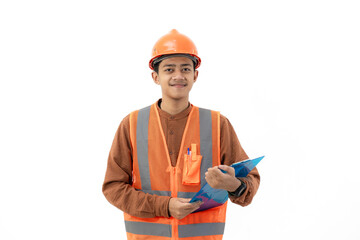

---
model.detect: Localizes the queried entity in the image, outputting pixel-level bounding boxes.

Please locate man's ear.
[193,70,199,83]
[152,71,160,85]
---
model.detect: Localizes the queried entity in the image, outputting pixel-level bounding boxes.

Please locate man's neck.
[160,97,190,115]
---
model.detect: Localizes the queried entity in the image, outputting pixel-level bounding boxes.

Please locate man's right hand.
[168,198,203,220]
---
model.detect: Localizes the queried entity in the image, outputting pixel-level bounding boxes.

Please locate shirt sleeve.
[102,115,171,218]
[220,115,261,206]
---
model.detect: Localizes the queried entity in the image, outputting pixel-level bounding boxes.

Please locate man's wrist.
[228,179,247,197]
[227,178,242,192]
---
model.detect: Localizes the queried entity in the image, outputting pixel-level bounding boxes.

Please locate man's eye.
[165,69,173,72]
[182,68,191,72]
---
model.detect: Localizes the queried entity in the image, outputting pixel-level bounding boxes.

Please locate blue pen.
[187,148,192,165]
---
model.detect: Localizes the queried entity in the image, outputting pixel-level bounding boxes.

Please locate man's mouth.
[170,83,187,88]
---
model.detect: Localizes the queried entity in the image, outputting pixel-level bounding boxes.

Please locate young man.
[102,29,260,240]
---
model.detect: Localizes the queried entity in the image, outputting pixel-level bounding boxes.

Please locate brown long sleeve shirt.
[102,101,260,218]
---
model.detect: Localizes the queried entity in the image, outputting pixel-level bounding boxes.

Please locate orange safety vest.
[125,103,227,240]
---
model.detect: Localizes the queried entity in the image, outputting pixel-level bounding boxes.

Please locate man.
[102,29,260,240]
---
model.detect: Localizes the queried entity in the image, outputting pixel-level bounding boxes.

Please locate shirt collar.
[156,99,193,120]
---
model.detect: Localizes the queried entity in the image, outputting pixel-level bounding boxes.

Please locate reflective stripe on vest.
[125,103,226,240]
[125,221,172,237]
[179,222,225,238]
[125,221,225,238]
[199,107,213,187]
[137,190,197,198]
[136,105,151,191]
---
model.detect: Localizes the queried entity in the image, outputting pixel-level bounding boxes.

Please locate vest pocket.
[182,153,202,185]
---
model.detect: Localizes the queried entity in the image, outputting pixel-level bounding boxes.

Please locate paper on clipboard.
[189,156,264,213]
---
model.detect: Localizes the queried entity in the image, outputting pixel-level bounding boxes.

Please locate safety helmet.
[149,29,201,70]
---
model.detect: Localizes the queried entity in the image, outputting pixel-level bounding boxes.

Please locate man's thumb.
[178,198,191,203]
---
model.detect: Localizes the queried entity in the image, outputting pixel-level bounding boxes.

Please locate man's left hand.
[205,165,241,192]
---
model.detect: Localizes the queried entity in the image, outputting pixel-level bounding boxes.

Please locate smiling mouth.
[170,83,187,88]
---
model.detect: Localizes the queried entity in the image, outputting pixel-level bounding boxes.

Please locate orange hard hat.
[149,29,201,70]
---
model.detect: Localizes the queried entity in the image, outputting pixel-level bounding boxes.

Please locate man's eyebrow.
[162,63,192,68]
[180,64,192,67]
[162,64,176,68]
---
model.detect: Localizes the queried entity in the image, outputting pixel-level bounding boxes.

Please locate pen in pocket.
[187,148,192,165]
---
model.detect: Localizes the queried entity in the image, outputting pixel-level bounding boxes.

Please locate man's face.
[152,56,198,102]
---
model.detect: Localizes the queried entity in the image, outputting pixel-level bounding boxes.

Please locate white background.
[1,0,359,239]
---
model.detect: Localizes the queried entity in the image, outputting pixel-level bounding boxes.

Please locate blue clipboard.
[189,156,264,213]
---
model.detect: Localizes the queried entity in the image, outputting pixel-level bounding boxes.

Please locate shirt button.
[169,151,173,155]
[170,116,175,120]
[170,130,174,135]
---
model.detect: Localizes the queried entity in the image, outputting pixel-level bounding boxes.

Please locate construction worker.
[102,29,260,240]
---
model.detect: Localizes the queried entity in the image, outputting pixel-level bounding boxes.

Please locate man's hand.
[169,198,202,220]
[205,165,241,192]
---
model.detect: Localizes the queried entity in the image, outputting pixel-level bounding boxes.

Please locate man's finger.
[188,200,202,207]
[218,165,235,174]
[190,201,203,211]
[207,167,222,175]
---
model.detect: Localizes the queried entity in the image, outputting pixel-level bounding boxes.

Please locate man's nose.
[171,69,185,80]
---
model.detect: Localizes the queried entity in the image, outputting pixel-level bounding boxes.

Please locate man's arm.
[102,115,171,218]
[218,115,261,206]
